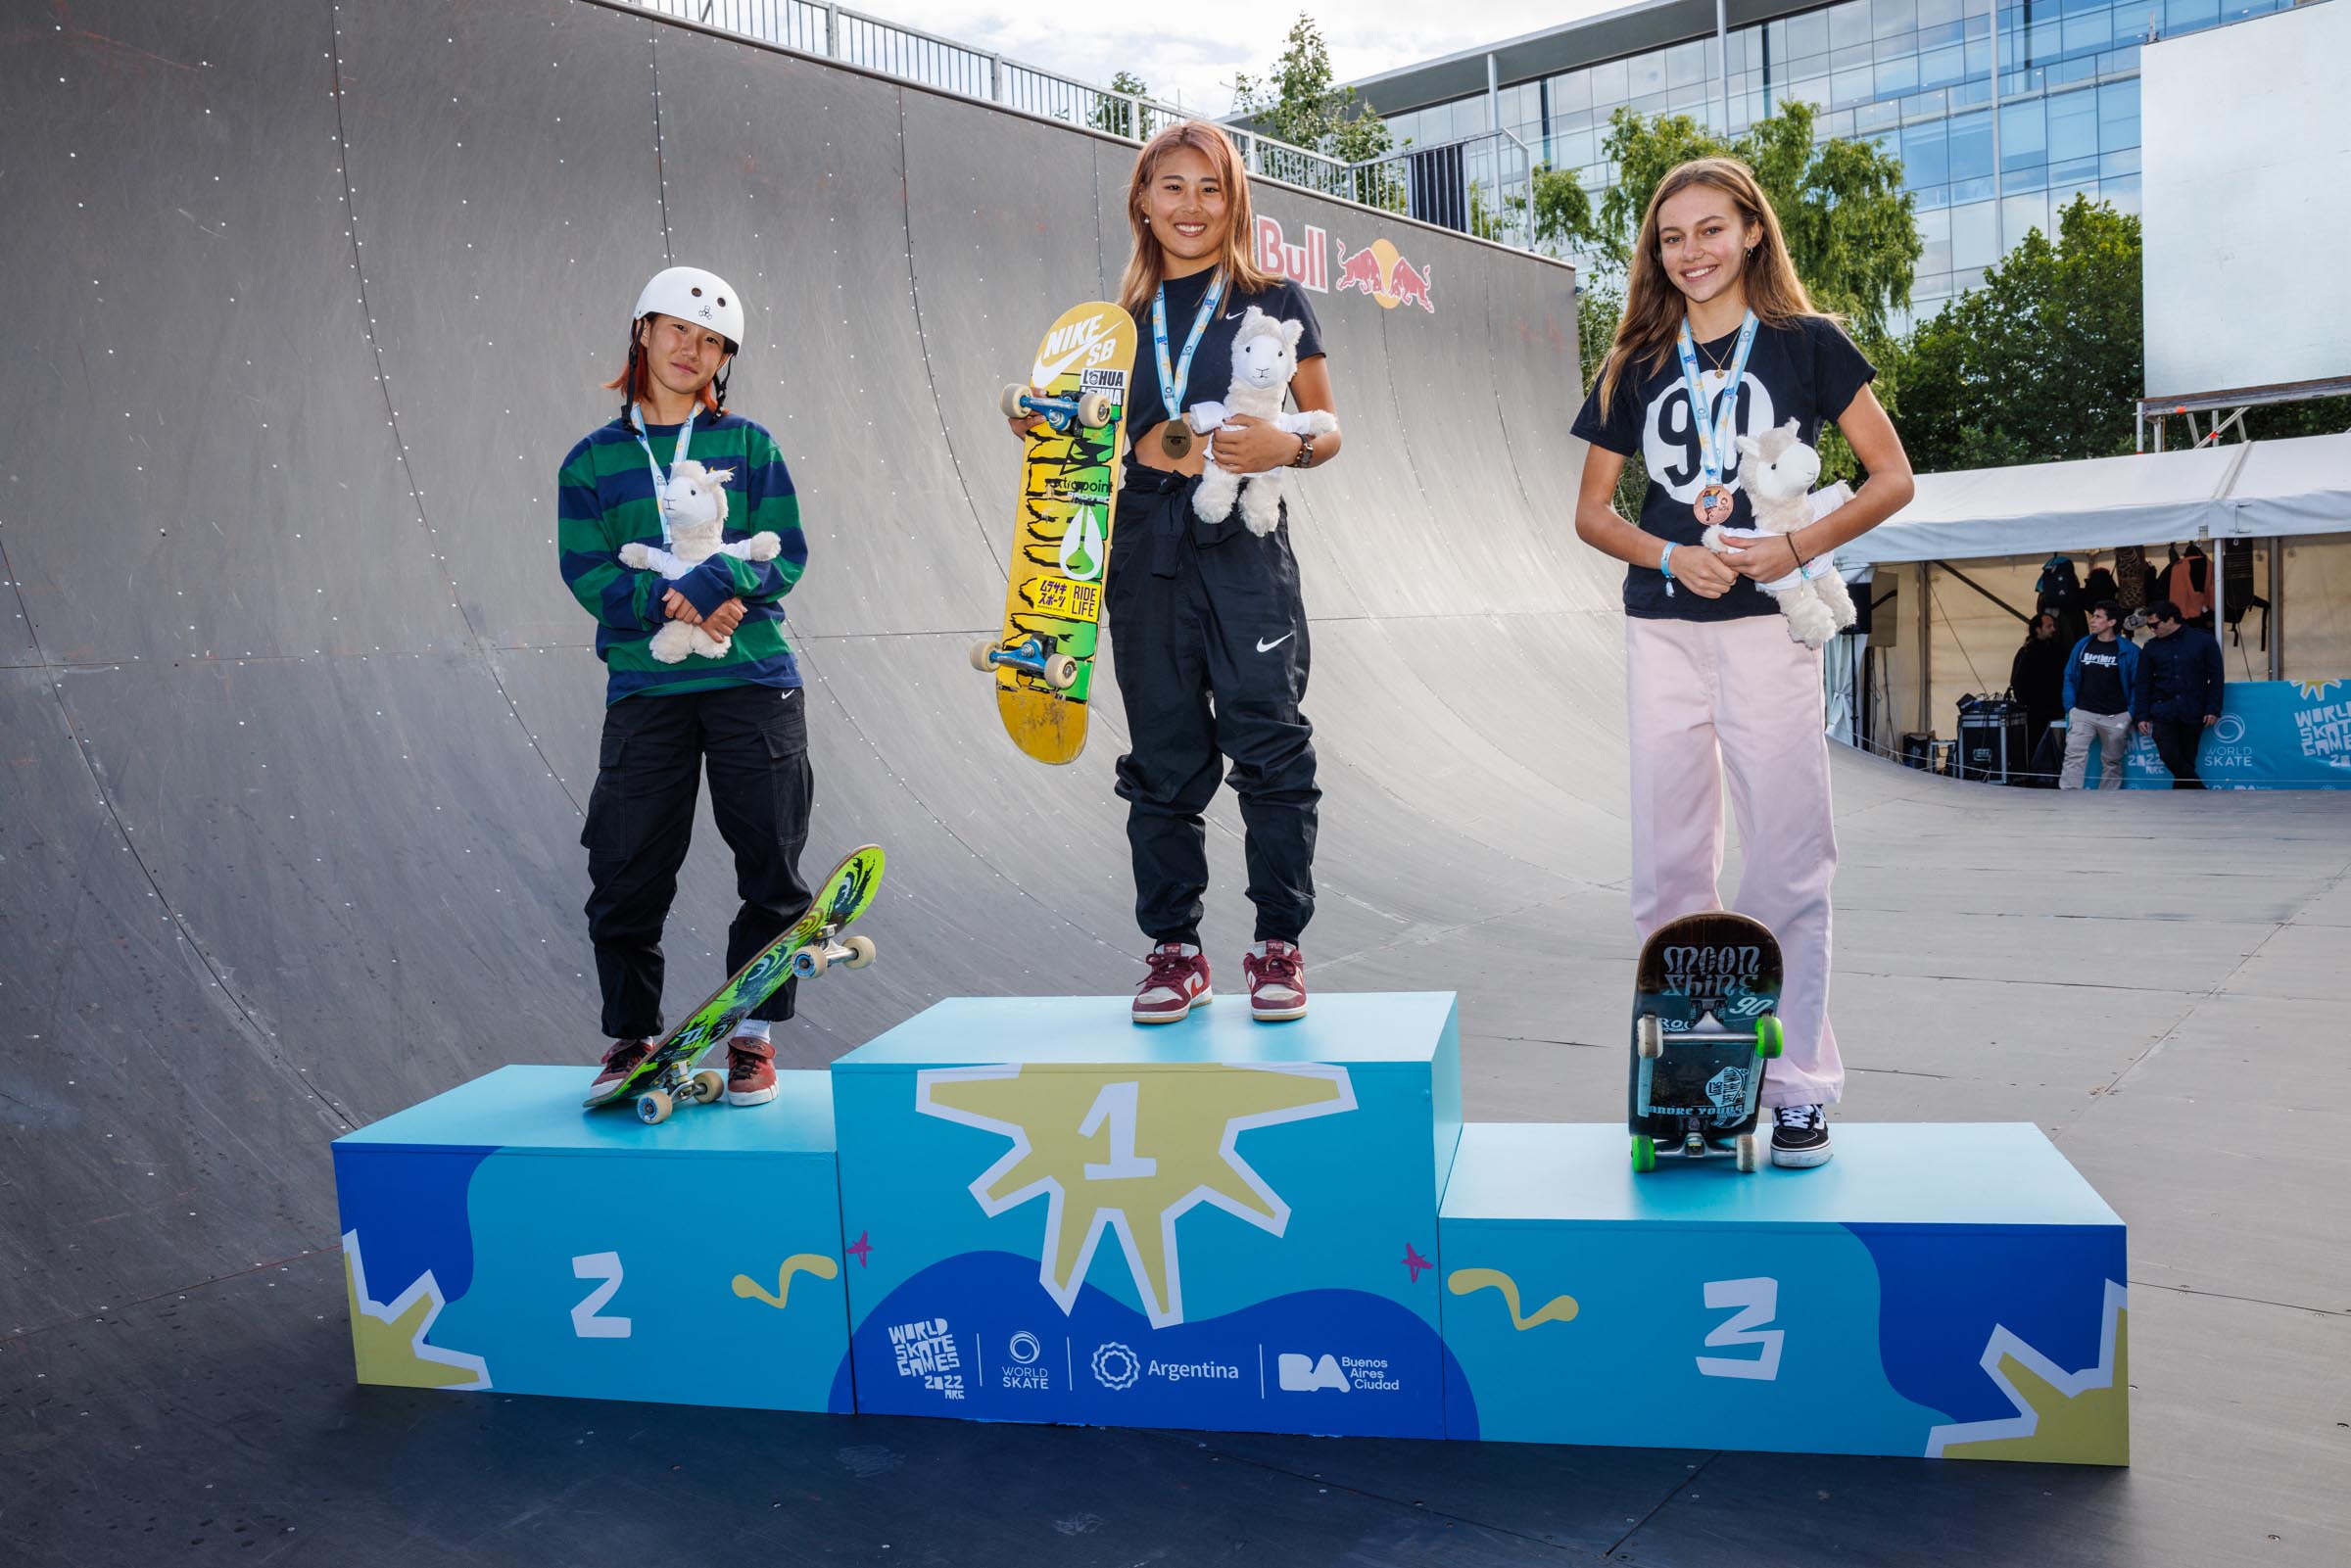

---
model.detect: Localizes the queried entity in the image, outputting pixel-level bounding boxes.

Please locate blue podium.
[830,994,1466,1437]
[331,1065,853,1412]
[1438,1122,2129,1463]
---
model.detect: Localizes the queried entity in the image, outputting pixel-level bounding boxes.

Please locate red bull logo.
[1332,237,1437,313]
[1253,215,1329,292]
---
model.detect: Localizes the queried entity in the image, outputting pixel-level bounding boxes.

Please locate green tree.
[1087,71,1151,139]
[1896,196,2351,469]
[1231,15,1394,165]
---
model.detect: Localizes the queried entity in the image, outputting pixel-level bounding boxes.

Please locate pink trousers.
[1624,613,1845,1107]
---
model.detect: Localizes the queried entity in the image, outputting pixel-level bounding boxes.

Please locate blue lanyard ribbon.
[1152,270,1226,423]
[629,403,696,546]
[1674,310,1758,491]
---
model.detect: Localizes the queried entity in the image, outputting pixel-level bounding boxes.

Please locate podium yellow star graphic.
[917,1063,1356,1327]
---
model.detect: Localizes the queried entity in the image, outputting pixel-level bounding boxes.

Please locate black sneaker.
[1770,1104,1833,1168]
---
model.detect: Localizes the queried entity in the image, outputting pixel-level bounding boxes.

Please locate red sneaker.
[589,1038,652,1097]
[1131,943,1212,1024]
[1243,941,1307,1022]
[725,1036,779,1106]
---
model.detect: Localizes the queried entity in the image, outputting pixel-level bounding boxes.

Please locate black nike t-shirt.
[1126,268,1325,457]
[1569,313,1875,621]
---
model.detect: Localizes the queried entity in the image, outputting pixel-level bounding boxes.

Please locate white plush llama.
[618,459,781,663]
[1186,306,1341,537]
[1701,420,1856,649]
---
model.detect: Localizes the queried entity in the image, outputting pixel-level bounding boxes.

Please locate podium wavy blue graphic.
[849,1249,1470,1439]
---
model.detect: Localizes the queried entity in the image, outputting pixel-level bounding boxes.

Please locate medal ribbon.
[629,402,697,547]
[1674,309,1759,497]
[1152,269,1227,428]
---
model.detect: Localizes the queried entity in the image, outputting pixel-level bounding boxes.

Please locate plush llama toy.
[1186,306,1341,537]
[1701,419,1857,649]
[617,459,781,663]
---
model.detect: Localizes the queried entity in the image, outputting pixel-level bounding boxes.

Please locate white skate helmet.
[633,265,744,350]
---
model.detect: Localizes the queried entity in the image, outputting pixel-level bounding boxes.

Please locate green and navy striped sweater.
[557,412,807,704]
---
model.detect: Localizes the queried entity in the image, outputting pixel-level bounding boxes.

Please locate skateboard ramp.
[6,2,2349,1564]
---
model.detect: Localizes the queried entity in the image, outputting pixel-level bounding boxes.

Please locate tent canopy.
[1832,429,2351,567]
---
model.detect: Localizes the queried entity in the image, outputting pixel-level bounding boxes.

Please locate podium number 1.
[1695,1276,1782,1380]
[1080,1081,1157,1180]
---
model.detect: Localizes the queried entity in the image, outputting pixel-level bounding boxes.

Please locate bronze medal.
[1694,483,1733,526]
[1159,419,1192,460]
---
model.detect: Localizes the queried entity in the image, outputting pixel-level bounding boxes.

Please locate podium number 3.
[1080,1081,1157,1180]
[572,1251,632,1339]
[1696,1276,1782,1380]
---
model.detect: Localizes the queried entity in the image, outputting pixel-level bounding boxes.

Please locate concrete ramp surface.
[3,3,2346,1564]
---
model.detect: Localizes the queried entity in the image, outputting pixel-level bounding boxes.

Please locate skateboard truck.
[1001,383,1115,434]
[970,633,1080,691]
[1631,1008,1785,1174]
[791,929,876,979]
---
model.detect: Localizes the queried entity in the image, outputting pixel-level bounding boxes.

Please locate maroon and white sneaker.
[1132,943,1212,1024]
[725,1035,779,1106]
[589,1038,652,1097]
[1243,941,1308,1022]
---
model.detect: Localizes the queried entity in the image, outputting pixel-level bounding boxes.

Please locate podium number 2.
[572,1251,632,1339]
[1695,1276,1782,1380]
[1080,1081,1157,1180]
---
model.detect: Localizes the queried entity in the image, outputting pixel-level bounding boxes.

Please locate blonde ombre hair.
[1118,121,1272,317]
[1597,157,1827,419]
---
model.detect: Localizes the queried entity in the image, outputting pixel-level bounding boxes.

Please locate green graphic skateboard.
[970,300,1137,765]
[1628,911,1785,1173]
[584,843,885,1124]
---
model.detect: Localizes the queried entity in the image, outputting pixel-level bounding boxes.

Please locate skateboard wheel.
[1736,1133,1761,1172]
[1042,652,1080,689]
[691,1069,726,1105]
[637,1088,674,1125]
[1000,383,1031,421]
[1631,1135,1656,1173]
[793,945,829,980]
[1756,1015,1785,1060]
[843,933,876,970]
[970,638,1000,673]
[1076,390,1113,429]
[1636,1014,1663,1059]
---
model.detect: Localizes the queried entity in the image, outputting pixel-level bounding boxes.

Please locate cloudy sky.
[858,1,1625,117]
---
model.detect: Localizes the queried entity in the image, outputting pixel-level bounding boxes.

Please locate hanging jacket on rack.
[2162,547,2210,620]
[2083,564,2118,604]
[2222,537,2270,647]
[2114,545,2149,610]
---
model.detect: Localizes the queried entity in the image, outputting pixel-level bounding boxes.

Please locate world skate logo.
[1333,237,1436,313]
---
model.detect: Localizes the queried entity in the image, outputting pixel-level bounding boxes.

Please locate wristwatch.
[1290,432,1316,468]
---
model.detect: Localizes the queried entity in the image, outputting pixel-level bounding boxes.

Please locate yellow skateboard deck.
[972,301,1137,765]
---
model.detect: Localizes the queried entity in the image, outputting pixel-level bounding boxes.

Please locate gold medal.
[1159,420,1192,460]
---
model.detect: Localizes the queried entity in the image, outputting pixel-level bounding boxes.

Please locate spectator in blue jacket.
[2134,599,2225,789]
[2057,600,2138,789]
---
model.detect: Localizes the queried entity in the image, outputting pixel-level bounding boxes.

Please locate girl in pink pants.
[1568,157,1916,1167]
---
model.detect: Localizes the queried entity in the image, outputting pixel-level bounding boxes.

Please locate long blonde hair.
[1118,121,1272,317]
[1597,158,1821,418]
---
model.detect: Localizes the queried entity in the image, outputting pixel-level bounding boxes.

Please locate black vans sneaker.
[1771,1104,1833,1168]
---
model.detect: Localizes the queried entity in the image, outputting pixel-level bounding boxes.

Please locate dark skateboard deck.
[1627,911,1786,1173]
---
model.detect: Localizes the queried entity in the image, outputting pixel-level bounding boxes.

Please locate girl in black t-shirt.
[1569,157,1916,1167]
[1009,120,1341,1025]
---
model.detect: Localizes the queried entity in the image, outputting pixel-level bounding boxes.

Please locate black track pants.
[2150,719,2207,789]
[1107,469,1319,947]
[581,684,814,1039]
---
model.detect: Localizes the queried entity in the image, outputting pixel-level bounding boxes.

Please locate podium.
[830,994,1464,1438]
[331,1065,853,1412]
[1438,1122,2129,1463]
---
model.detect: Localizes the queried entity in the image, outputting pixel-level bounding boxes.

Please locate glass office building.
[1357,0,2303,319]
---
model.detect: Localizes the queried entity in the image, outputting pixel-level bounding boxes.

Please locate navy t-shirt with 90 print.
[1569,313,1876,622]
[1125,267,1325,459]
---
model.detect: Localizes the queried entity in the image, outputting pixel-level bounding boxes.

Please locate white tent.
[1830,430,2351,569]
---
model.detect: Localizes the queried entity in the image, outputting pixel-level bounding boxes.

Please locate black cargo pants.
[582,683,814,1039]
[1107,467,1319,947]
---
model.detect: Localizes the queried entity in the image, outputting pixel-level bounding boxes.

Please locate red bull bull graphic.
[1253,215,1329,293]
[1332,237,1438,314]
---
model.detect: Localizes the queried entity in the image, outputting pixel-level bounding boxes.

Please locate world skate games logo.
[1334,236,1436,313]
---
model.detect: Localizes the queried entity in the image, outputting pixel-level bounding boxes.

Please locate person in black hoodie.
[2135,599,2226,788]
[2009,610,2068,761]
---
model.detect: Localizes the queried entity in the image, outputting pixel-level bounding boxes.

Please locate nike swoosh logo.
[1256,632,1295,653]
[1223,309,1248,319]
[1030,324,1112,386]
